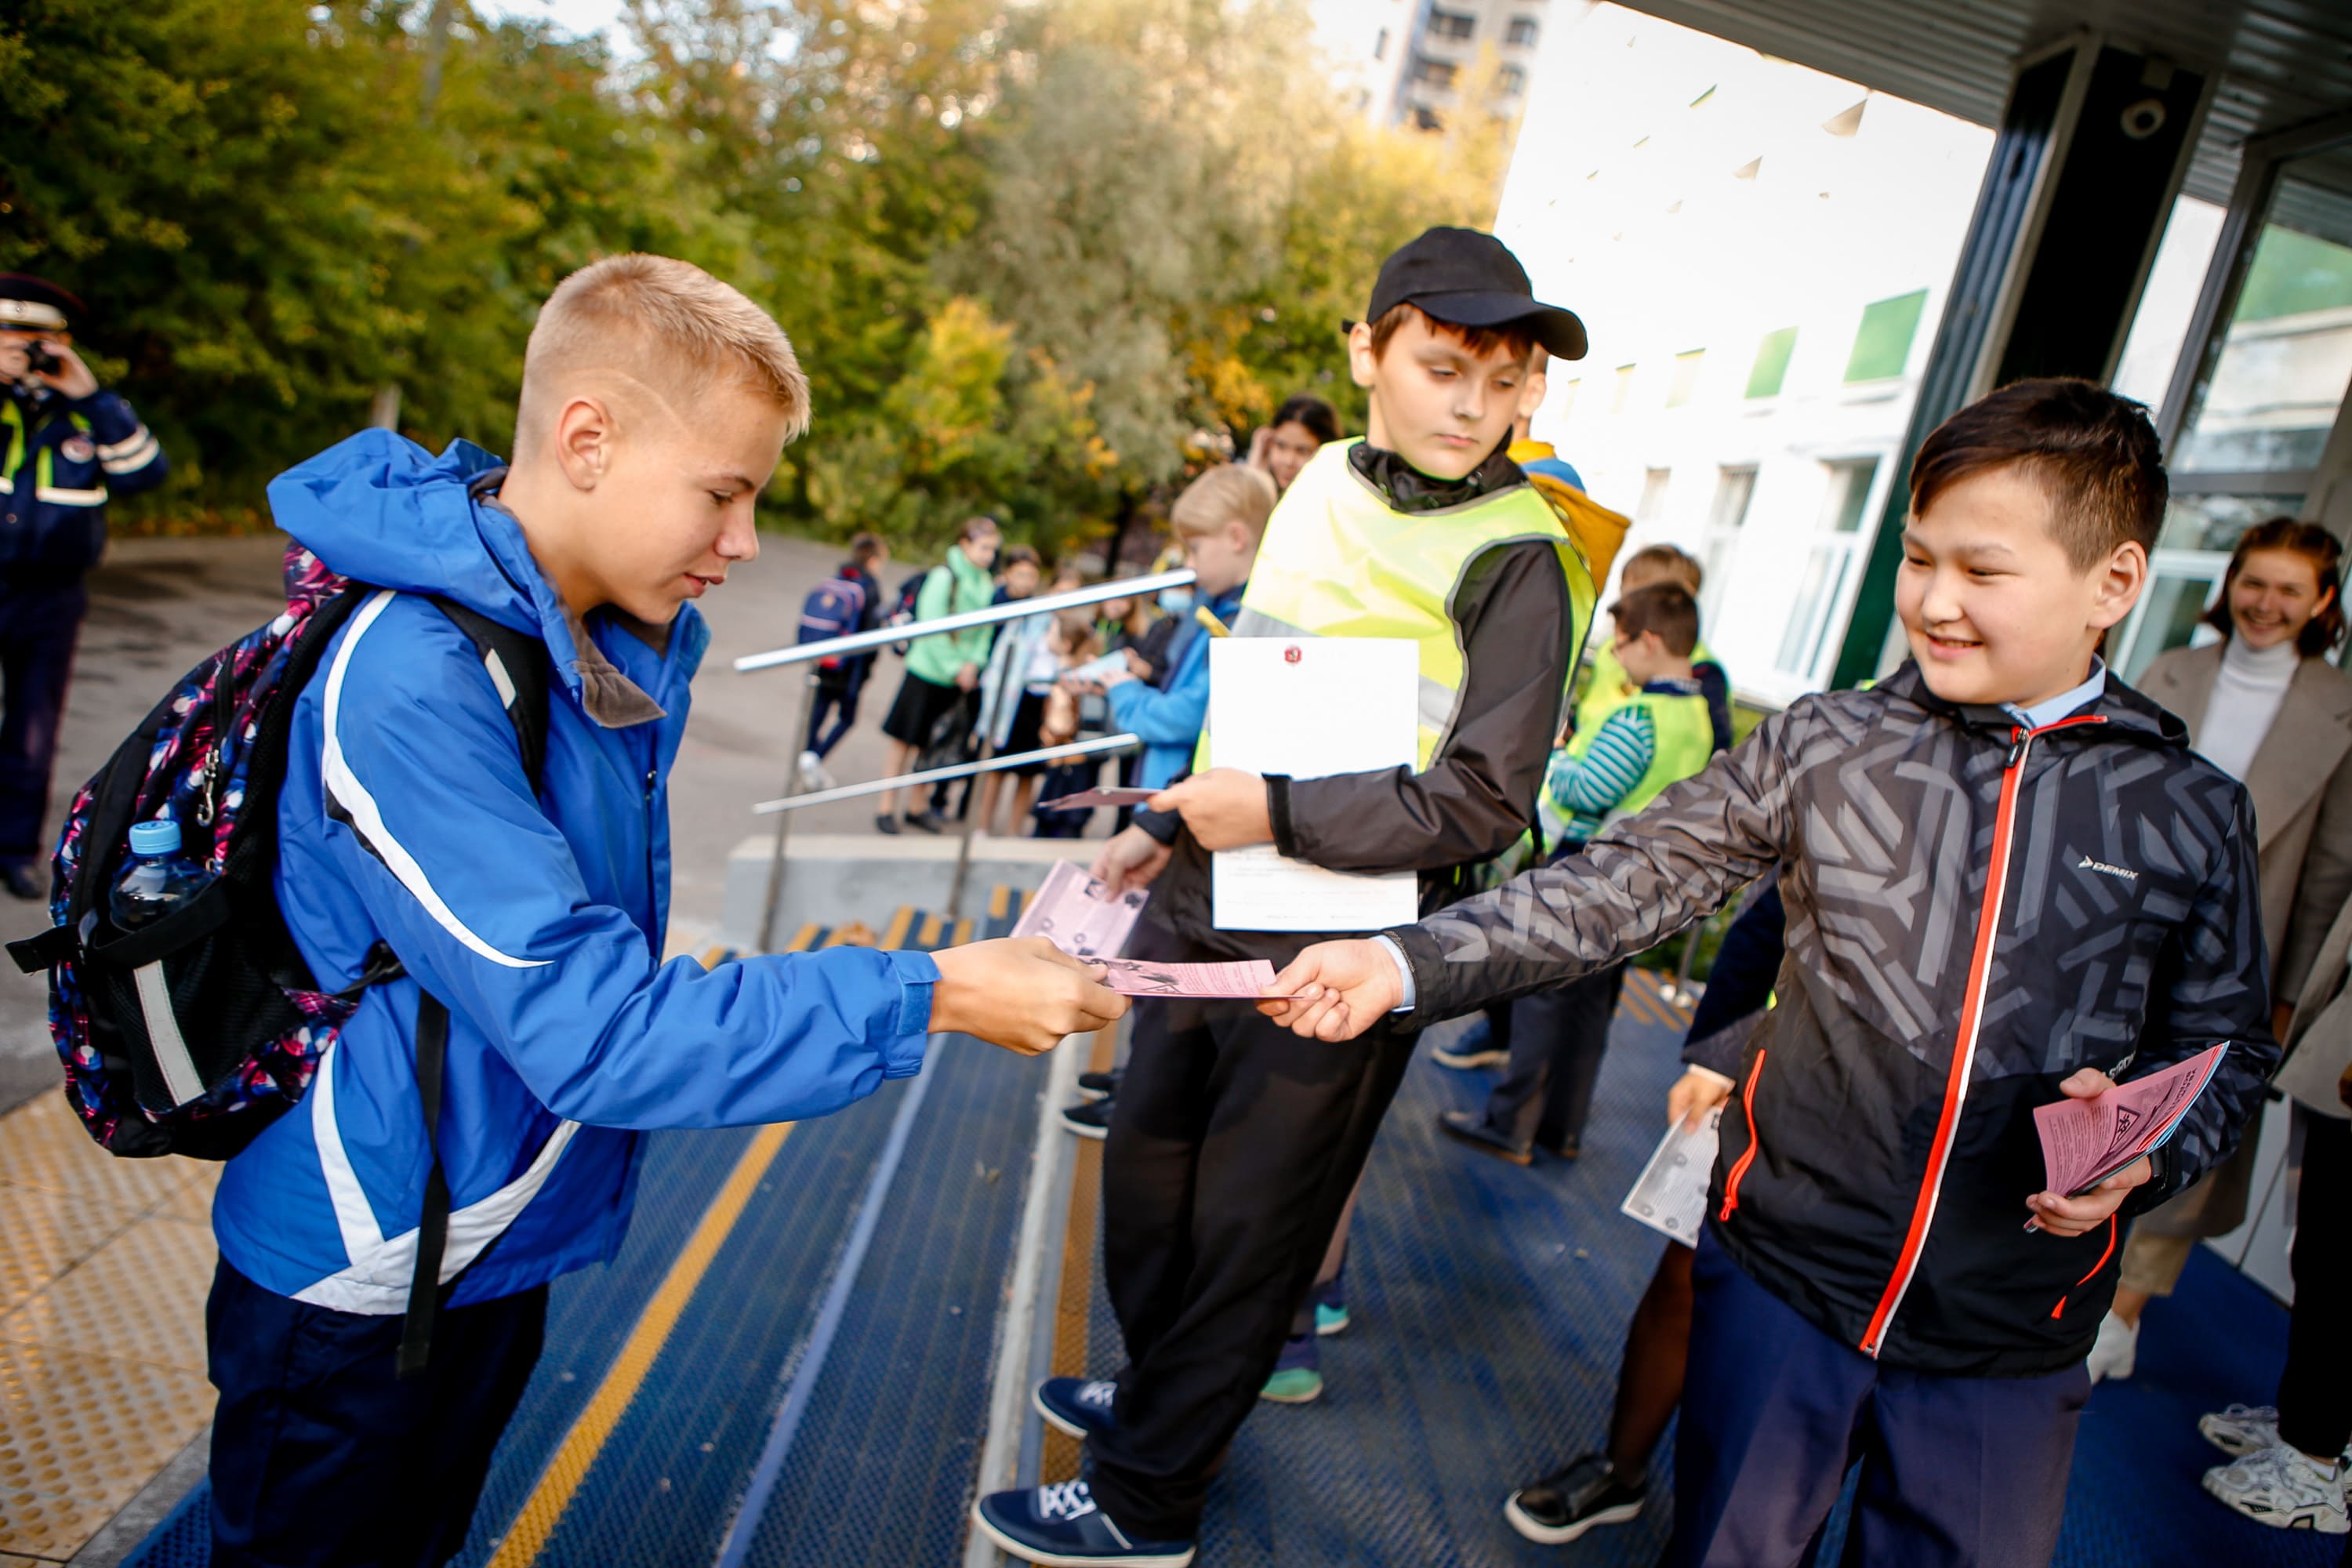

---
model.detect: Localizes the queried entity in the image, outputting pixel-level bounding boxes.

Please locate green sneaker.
[1314,1301,1350,1336]
[1260,1334,1323,1403]
[1260,1367,1323,1403]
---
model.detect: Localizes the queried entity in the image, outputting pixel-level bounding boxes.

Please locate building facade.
[1493,3,1998,706]
[1317,0,1555,132]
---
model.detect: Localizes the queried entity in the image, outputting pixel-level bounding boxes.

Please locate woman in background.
[2094,518,2352,1385]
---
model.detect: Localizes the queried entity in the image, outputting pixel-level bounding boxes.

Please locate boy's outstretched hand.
[930,938,1128,1055]
[1258,939,1402,1040]
[2025,1067,2153,1236]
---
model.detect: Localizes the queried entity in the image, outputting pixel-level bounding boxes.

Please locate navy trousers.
[0,579,86,867]
[1670,1231,2087,1568]
[1479,961,1626,1151]
[205,1260,546,1568]
[804,664,866,760]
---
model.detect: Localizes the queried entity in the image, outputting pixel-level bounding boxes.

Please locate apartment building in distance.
[1317,0,1555,132]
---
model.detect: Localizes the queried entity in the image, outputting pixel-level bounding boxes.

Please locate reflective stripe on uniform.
[33,447,104,506]
[99,427,160,474]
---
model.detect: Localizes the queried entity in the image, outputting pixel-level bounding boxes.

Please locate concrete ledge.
[717,832,1090,949]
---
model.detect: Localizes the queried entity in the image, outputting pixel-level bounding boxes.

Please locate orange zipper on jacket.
[1718,1050,1768,1221]
[2049,1215,2120,1319]
[1857,714,2107,1359]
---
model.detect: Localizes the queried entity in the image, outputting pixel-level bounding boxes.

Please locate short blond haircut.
[1171,464,1277,541]
[516,254,811,455]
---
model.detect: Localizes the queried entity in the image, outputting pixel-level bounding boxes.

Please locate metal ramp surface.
[107,931,2339,1568]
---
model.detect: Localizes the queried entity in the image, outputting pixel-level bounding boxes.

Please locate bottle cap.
[129,820,182,856]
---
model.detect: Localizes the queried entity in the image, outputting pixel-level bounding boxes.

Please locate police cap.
[0,274,82,335]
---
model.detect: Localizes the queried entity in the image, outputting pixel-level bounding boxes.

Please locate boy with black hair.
[1265,378,2279,1567]
[975,227,1599,1566]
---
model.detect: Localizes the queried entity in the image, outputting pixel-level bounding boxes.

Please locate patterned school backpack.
[6,539,547,1162]
[797,571,869,670]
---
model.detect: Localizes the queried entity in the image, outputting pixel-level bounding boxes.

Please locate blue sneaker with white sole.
[973,1480,1197,1566]
[1035,1376,1120,1438]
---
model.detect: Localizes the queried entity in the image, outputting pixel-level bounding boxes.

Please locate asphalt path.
[0,527,927,1116]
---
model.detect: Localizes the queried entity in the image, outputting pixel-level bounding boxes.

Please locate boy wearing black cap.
[975,228,1599,1566]
[0,274,169,899]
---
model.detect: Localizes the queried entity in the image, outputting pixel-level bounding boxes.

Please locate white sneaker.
[797,750,835,792]
[2085,1311,2137,1384]
[2201,1403,2284,1457]
[2203,1443,2350,1533]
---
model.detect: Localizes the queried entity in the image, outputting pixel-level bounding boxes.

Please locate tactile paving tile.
[0,1340,211,1559]
[2,1216,216,1376]
[0,1094,198,1210]
[4,1549,60,1566]
[0,1180,145,1315]
[153,1163,222,1227]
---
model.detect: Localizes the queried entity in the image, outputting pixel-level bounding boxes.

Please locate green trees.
[0,0,1507,557]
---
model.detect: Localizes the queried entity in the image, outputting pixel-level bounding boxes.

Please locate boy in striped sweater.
[1439,583,1715,1165]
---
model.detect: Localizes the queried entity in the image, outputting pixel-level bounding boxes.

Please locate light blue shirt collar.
[2002,657,2107,731]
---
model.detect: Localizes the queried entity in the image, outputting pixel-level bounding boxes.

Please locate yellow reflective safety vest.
[1573,635,1718,746]
[1541,684,1715,844]
[1207,440,1596,772]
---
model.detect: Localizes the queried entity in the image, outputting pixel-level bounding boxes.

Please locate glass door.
[2114,119,2352,681]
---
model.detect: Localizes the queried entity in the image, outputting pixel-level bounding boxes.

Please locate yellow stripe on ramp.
[880,905,916,950]
[486,1121,794,1567]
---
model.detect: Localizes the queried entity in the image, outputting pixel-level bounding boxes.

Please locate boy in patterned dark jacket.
[1263,379,2278,1568]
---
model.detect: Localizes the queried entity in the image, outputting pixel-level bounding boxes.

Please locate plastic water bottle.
[111,819,214,932]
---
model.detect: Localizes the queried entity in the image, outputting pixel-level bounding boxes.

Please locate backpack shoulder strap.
[426,597,551,791]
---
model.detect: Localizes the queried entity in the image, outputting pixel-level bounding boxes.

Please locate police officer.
[0,275,168,898]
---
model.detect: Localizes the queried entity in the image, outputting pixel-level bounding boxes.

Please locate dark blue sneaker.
[972,1480,1196,1566]
[1034,1376,1119,1438]
[1430,1014,1503,1069]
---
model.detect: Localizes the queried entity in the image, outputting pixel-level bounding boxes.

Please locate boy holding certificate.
[973,228,1599,1566]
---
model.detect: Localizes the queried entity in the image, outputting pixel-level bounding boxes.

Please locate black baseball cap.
[1359,227,1585,361]
[0,274,82,334]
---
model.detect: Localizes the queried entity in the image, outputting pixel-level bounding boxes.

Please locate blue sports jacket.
[214,431,940,1312]
[1105,583,1243,791]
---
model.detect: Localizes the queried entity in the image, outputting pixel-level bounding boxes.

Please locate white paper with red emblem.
[1206,637,1419,931]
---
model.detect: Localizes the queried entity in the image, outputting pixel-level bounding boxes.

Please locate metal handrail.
[752,734,1140,814]
[740,563,1196,949]
[734,568,1196,673]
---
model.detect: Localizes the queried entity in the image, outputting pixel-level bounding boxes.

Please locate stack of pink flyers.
[2032,1041,2231,1199]
[1094,957,1285,999]
[1011,862,1149,960]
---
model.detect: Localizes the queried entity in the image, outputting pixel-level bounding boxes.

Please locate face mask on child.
[1158,588,1196,615]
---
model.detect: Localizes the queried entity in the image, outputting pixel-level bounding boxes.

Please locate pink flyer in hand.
[2033,1042,2230,1197]
[1036,787,1159,812]
[1011,861,1148,960]
[1094,957,1284,999]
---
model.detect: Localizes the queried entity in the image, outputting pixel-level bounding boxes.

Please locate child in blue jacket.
[206,254,1124,1568]
[1086,464,1276,789]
